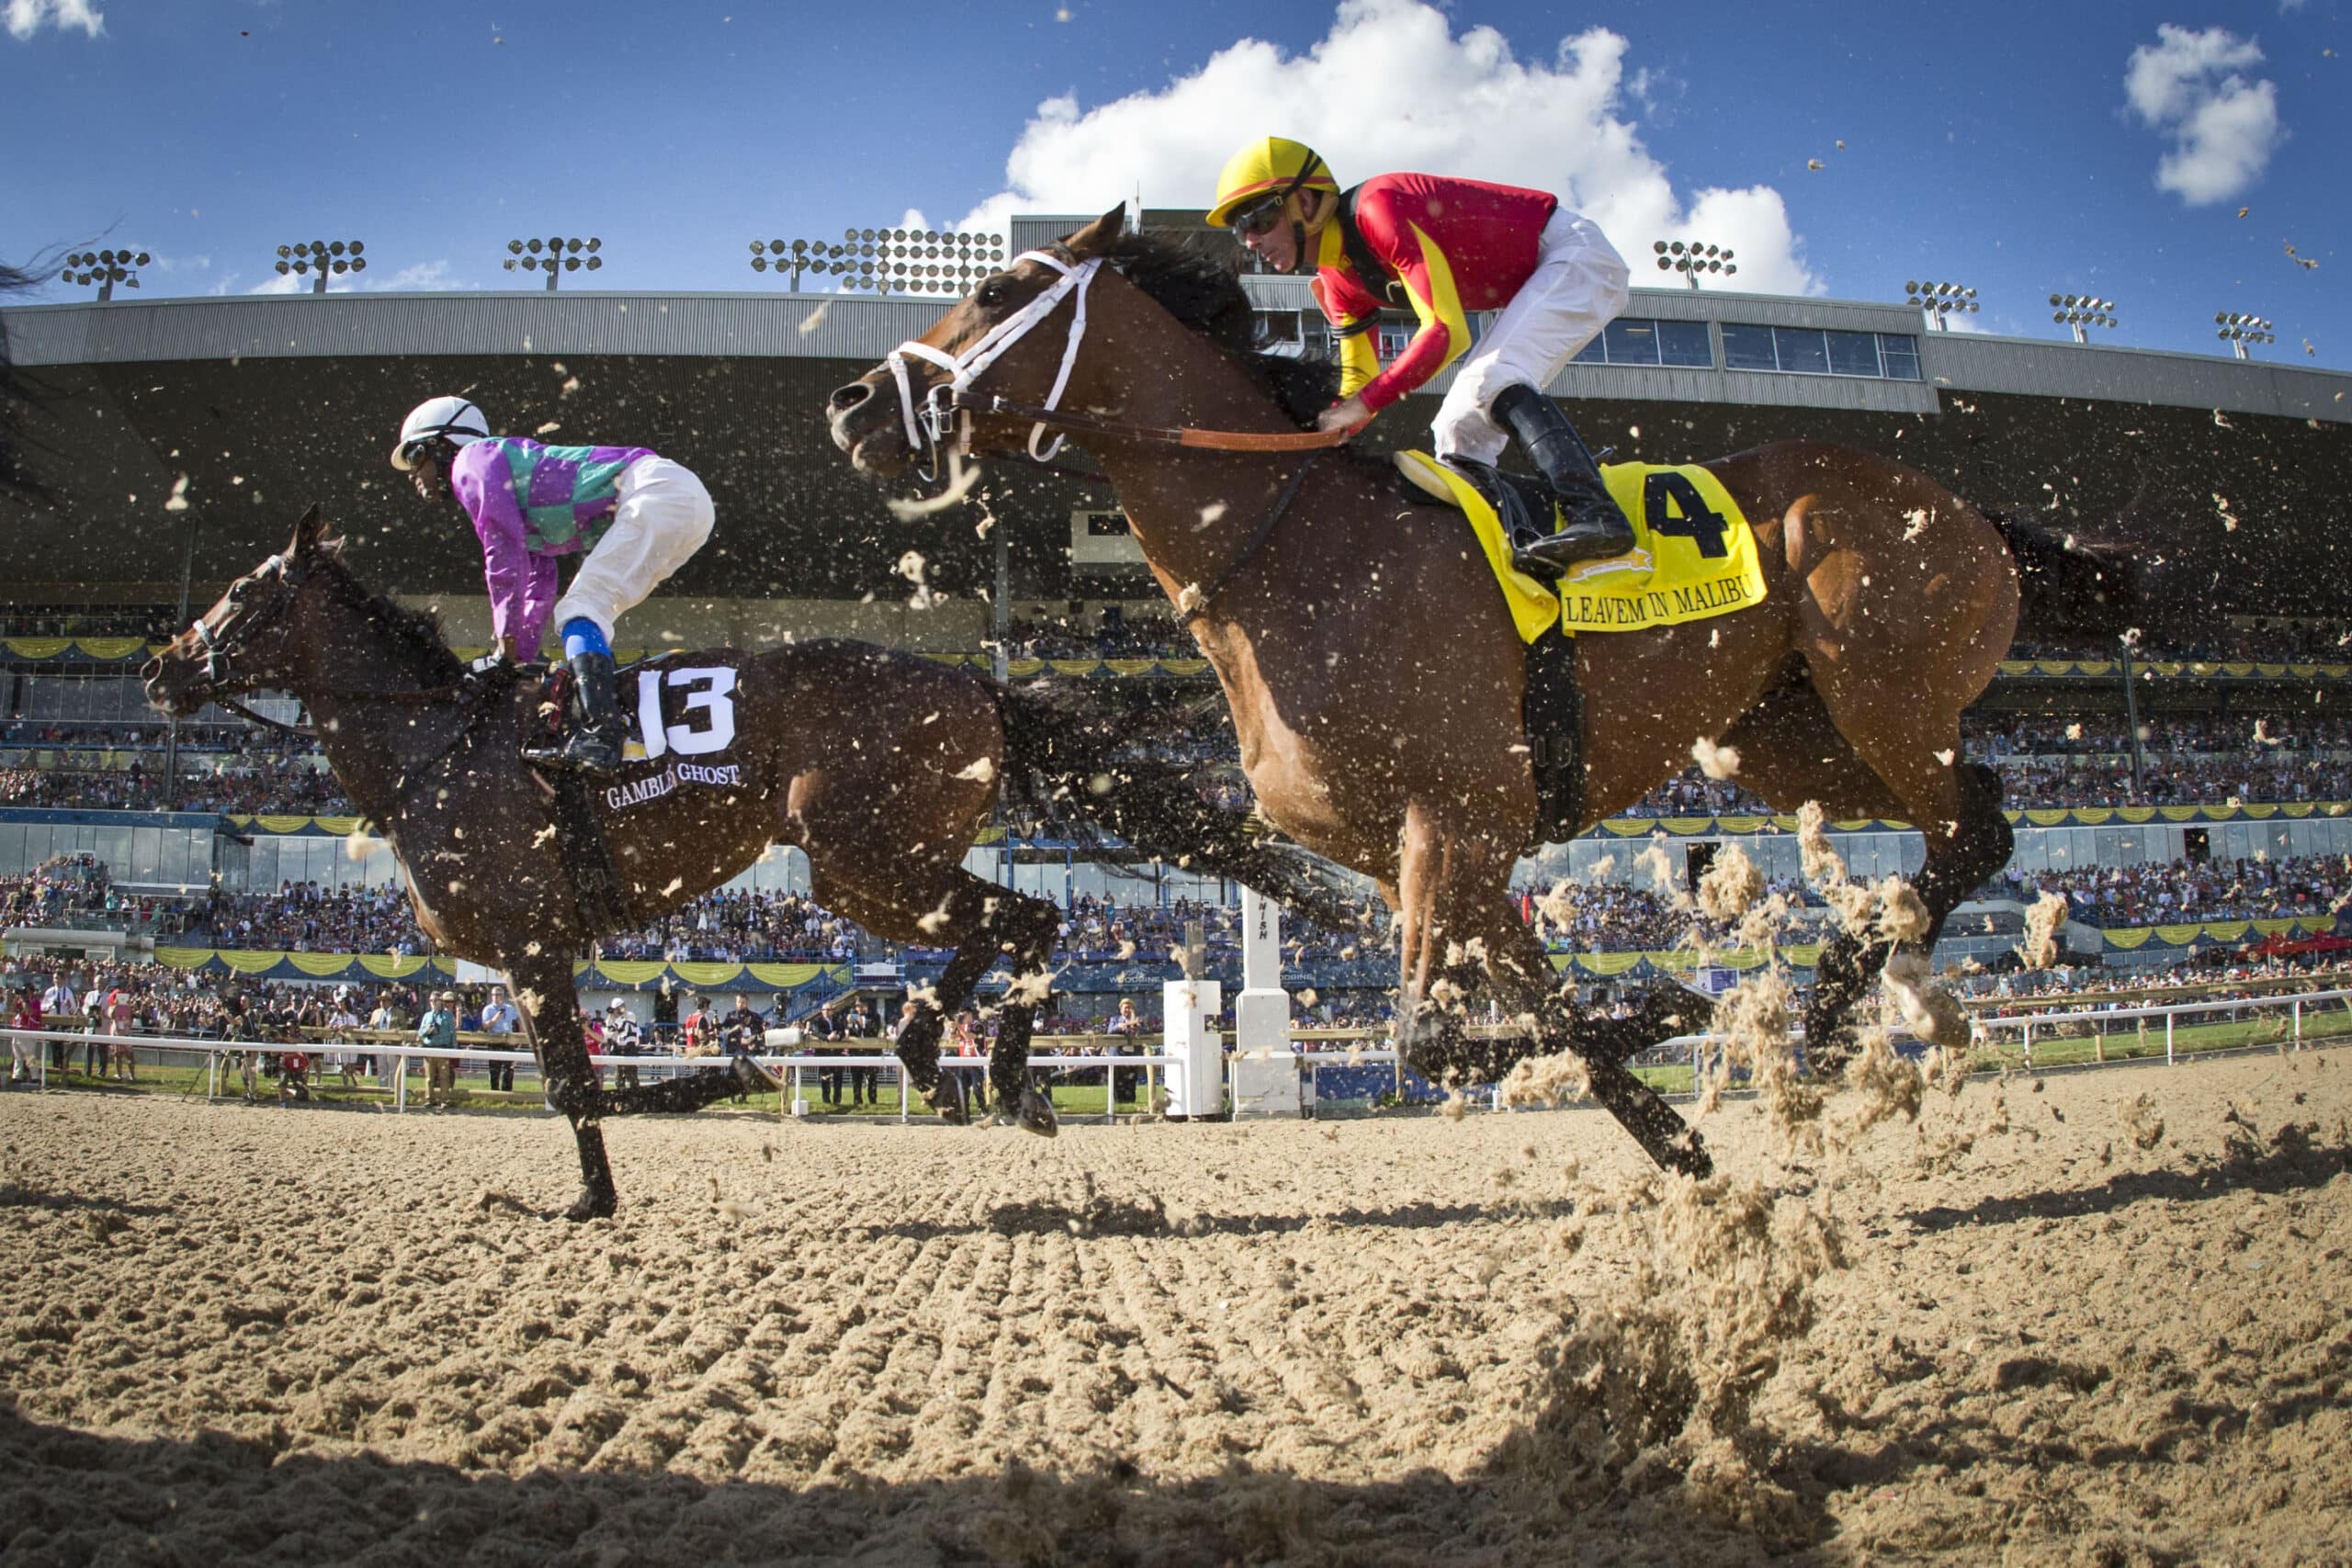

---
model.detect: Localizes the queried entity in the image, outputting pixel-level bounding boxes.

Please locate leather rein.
[176,552,495,758]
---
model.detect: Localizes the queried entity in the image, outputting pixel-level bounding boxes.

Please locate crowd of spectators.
[1991,853,2348,928]
[2009,617,2350,665]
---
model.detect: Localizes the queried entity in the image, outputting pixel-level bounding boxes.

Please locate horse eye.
[977,279,1008,308]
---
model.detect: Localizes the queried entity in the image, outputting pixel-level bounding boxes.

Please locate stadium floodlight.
[503,235,603,291]
[1651,238,1736,290]
[755,228,1009,295]
[61,248,151,302]
[273,239,368,294]
[1904,279,1979,331]
[2214,310,2275,360]
[748,236,854,290]
[2046,292,2120,344]
[844,228,1009,297]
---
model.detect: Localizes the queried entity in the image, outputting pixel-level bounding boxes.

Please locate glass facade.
[1569,316,1713,367]
[1720,323,1922,380]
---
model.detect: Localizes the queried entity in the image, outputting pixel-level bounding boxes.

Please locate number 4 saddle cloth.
[1394,450,1769,644]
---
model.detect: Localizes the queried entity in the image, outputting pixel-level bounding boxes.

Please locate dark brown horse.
[144,505,1351,1217]
[829,212,2135,1179]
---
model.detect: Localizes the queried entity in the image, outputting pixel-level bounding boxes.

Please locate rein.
[887,247,1351,481]
[1178,449,1327,624]
[949,389,1351,453]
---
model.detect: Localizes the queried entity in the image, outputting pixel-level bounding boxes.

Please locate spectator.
[479,983,521,1092]
[415,989,459,1108]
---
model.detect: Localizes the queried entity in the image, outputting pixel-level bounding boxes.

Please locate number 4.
[1643,471,1732,558]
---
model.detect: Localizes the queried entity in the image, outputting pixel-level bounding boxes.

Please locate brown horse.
[144,505,1352,1217]
[829,211,2135,1179]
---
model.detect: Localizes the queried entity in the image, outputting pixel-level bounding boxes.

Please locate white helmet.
[390,396,492,469]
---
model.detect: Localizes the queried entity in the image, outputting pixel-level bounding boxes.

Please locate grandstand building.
[5,213,2348,987]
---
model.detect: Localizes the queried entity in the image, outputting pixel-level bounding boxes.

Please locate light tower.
[504,236,602,290]
[274,239,367,293]
[62,249,149,301]
[1905,280,1979,330]
[2215,311,2274,359]
[2049,293,2119,344]
[1652,239,1736,289]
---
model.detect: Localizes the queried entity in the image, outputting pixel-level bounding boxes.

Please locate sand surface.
[3,1048,2348,1566]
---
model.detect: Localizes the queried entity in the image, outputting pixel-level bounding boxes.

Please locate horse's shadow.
[0,1182,170,1218]
[0,1381,1838,1566]
[867,1196,1569,1243]
[1902,1132,2349,1235]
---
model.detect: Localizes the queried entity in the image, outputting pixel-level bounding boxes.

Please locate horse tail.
[1984,508,2147,643]
[990,680,1366,934]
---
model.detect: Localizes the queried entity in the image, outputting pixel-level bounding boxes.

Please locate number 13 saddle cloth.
[1394,450,1770,643]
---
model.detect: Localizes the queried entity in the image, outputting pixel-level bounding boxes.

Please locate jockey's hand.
[1315,395,1373,437]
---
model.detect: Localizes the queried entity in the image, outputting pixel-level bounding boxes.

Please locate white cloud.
[149,253,211,276]
[953,0,1818,296]
[247,271,322,296]
[2124,24,2284,206]
[6,0,102,39]
[371,259,471,291]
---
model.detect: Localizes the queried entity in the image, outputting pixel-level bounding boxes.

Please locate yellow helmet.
[1206,137,1339,229]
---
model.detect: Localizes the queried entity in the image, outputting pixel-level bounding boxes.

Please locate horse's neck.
[291,606,469,829]
[1082,299,1302,599]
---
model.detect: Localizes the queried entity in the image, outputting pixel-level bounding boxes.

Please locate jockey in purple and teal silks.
[390,397,713,776]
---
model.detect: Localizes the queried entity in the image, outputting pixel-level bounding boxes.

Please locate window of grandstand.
[1567,317,1713,368]
[1721,323,1921,380]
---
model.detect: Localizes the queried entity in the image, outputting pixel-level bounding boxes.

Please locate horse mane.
[1102,231,1340,429]
[314,549,467,682]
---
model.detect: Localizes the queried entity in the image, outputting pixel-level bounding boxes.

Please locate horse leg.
[600,1056,779,1115]
[1719,678,1996,1069]
[508,956,618,1221]
[985,890,1064,1137]
[1395,800,1712,1177]
[897,874,1021,1123]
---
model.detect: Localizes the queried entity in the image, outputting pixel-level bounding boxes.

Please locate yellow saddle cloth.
[1395,451,1769,643]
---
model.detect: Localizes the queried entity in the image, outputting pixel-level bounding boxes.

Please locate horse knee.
[547,1073,603,1121]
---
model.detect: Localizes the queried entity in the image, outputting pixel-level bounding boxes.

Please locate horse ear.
[1064,204,1129,260]
[291,503,326,555]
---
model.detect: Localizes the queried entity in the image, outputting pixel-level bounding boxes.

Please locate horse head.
[826,206,1130,479]
[142,502,342,718]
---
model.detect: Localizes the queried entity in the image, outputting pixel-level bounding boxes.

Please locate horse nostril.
[829,380,874,414]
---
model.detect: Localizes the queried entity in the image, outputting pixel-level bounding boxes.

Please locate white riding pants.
[550,456,715,645]
[1430,206,1630,465]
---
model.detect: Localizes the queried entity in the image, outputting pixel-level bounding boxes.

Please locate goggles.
[1230,191,1291,242]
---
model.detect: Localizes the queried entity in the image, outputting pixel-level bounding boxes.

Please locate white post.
[1231,888,1298,1119]
[1162,978,1223,1119]
[2165,1013,2174,1066]
[2293,998,2302,1050]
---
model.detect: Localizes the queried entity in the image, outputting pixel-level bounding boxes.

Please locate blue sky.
[4,0,2346,367]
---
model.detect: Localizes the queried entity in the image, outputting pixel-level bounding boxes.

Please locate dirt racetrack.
[4,1047,2348,1566]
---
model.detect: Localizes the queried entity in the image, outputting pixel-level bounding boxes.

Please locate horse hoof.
[934,1100,969,1127]
[1016,1090,1060,1139]
[565,1190,616,1222]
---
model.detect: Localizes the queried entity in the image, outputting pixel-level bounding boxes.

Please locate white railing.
[1966,986,2351,1067]
[10,987,2343,1120]
[0,1028,1181,1124]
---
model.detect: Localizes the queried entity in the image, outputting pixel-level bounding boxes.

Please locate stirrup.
[1517,519,1636,575]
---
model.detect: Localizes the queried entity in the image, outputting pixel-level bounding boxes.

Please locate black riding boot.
[1491,383,1634,578]
[526,650,626,775]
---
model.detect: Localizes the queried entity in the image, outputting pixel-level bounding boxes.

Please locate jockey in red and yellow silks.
[1209,138,1635,577]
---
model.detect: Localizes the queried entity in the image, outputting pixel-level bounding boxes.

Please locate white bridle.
[886,249,1102,479]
